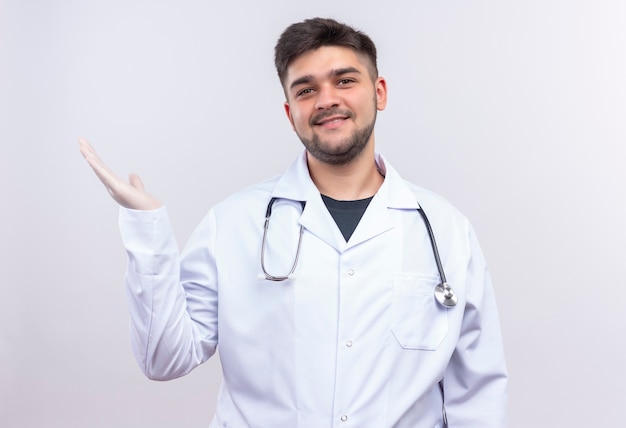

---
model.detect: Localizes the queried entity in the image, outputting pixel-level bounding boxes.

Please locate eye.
[296,88,315,97]
[337,78,355,86]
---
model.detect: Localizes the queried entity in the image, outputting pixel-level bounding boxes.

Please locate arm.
[443,222,508,427]
[120,207,218,380]
[79,138,218,379]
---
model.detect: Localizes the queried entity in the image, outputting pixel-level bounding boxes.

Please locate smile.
[311,109,353,127]
[316,116,347,126]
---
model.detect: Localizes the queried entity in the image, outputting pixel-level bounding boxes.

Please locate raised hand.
[78,138,163,210]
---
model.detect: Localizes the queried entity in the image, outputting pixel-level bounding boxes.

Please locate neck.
[306,146,383,200]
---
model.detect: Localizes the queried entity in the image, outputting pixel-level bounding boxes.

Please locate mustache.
[310,109,354,126]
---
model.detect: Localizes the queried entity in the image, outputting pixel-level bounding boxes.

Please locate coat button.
[340,415,348,422]
[345,340,353,348]
[348,269,355,276]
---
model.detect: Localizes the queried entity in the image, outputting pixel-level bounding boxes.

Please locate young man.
[80,17,507,428]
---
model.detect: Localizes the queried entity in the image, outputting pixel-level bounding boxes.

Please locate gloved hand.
[78,138,163,210]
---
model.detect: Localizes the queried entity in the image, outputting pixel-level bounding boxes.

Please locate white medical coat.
[119,152,507,427]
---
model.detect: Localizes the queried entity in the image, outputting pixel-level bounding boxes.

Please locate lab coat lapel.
[270,152,420,253]
[347,154,421,249]
[299,195,345,252]
[344,193,392,250]
[271,152,345,252]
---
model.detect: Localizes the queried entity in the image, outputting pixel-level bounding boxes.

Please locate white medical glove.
[78,137,163,210]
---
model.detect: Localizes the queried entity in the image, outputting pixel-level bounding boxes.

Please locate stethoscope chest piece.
[435,282,458,307]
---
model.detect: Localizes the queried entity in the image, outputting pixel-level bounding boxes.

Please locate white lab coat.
[119,152,507,427]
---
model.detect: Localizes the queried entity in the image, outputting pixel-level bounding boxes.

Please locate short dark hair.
[274,17,378,87]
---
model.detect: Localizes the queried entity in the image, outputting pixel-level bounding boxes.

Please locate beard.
[296,107,377,166]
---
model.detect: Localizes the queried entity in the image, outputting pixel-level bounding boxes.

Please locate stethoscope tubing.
[260,197,457,307]
[261,198,306,281]
[416,207,447,284]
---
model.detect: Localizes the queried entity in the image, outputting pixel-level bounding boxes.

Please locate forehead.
[285,46,372,85]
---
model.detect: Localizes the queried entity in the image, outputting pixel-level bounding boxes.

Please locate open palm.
[78,138,162,210]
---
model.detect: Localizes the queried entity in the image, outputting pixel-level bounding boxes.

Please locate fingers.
[78,137,117,185]
[78,137,97,168]
[78,137,91,156]
[78,137,106,172]
[78,138,163,210]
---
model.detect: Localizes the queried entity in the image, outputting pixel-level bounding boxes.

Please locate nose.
[314,84,340,110]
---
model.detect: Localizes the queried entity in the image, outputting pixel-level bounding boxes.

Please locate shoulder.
[212,175,280,216]
[190,175,280,242]
[405,181,465,219]
[408,181,471,236]
[378,153,465,221]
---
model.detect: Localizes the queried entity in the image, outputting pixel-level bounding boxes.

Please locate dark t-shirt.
[321,194,374,241]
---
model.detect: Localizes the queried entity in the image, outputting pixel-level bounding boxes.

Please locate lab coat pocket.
[391,273,448,350]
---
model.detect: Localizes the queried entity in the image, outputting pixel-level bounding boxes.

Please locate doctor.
[80,17,507,427]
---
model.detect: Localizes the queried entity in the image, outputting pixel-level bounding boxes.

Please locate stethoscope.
[260,197,458,308]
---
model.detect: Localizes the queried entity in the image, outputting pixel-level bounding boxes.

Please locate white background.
[1,0,625,426]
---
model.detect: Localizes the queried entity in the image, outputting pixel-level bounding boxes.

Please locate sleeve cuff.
[119,205,179,258]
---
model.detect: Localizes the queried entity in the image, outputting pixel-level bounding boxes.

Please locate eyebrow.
[289,67,362,90]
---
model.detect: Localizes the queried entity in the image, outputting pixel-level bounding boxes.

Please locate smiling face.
[283,46,387,166]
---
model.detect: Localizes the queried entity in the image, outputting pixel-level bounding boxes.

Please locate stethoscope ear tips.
[435,282,458,307]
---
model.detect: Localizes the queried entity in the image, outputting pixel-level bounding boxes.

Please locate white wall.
[1,1,625,426]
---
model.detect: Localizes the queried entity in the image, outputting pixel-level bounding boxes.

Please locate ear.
[284,101,296,131]
[375,77,388,111]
